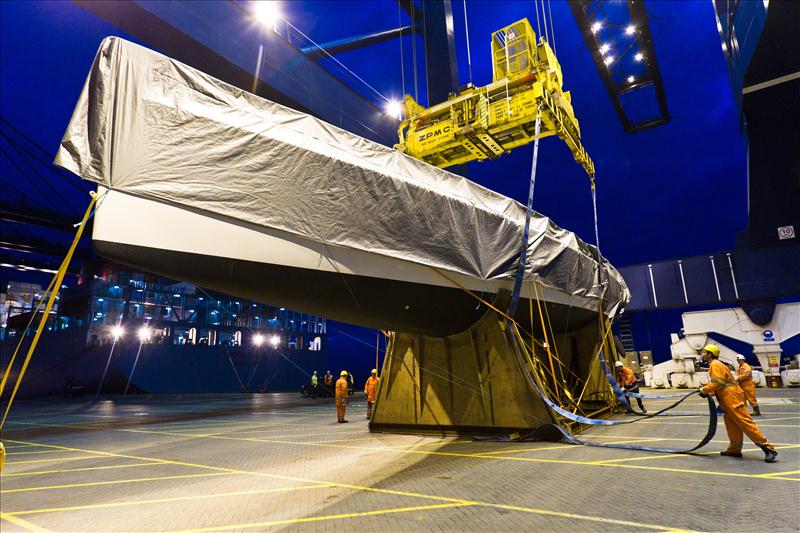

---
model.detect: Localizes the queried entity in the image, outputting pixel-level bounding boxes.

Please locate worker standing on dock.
[735,355,760,416]
[614,361,647,413]
[699,344,777,462]
[336,370,350,423]
[364,369,380,419]
[324,370,334,396]
[310,371,319,398]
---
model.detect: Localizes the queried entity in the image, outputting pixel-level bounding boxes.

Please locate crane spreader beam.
[395,18,595,178]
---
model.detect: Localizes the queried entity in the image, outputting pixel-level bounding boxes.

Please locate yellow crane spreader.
[395,18,595,178]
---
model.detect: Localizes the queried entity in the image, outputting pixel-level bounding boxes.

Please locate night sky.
[0,1,749,370]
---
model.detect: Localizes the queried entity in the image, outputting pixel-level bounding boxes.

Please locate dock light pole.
[124,326,150,397]
[96,324,124,398]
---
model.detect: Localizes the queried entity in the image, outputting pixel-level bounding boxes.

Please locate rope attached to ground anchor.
[0,192,99,472]
[498,320,718,453]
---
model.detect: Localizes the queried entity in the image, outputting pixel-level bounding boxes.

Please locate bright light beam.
[385,99,403,120]
[252,1,281,28]
[137,327,151,341]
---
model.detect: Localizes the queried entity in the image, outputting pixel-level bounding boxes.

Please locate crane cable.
[398,2,406,96]
[547,0,557,55]
[463,0,473,86]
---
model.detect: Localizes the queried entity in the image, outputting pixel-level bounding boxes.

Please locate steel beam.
[421,0,460,105]
[301,25,416,58]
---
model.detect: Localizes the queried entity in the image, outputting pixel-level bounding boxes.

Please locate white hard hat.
[614,361,624,367]
[736,355,745,360]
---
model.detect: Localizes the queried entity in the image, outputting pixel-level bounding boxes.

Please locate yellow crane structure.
[395,18,595,178]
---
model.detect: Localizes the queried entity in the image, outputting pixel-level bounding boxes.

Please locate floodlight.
[385,99,403,120]
[269,335,280,347]
[253,1,281,27]
[627,75,635,83]
[604,56,614,66]
[253,334,265,346]
[137,327,151,341]
[591,21,602,34]
[112,325,124,339]
[600,43,611,54]
[625,25,636,35]
[634,52,644,62]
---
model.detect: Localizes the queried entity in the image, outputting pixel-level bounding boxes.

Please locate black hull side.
[94,241,596,336]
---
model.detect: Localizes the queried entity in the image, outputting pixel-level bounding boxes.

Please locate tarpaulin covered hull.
[55,37,629,334]
[91,187,596,336]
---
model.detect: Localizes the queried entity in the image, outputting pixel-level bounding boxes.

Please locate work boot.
[761,447,778,463]
[752,406,761,416]
[720,451,743,458]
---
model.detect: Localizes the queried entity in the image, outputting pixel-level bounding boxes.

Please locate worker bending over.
[699,344,776,462]
[614,361,647,413]
[364,369,380,419]
[335,370,350,423]
[735,355,760,416]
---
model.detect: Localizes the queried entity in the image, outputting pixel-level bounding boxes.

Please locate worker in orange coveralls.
[364,369,380,419]
[735,354,760,416]
[699,344,777,462]
[335,370,350,423]
[614,361,646,413]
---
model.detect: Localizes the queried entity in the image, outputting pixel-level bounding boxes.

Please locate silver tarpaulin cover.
[55,37,629,313]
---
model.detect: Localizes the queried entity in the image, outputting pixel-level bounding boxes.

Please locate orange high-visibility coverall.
[615,366,636,387]
[335,377,349,422]
[701,359,774,453]
[364,376,380,418]
[736,362,758,409]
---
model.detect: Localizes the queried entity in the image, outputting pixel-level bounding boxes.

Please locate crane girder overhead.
[568,0,669,133]
[395,19,595,178]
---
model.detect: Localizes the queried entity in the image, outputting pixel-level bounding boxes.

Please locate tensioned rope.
[0,192,99,430]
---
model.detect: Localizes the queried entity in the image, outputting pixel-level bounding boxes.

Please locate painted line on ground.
[5,450,71,456]
[163,503,477,533]
[103,425,800,482]
[756,470,800,478]
[8,419,798,483]
[473,438,664,456]
[0,462,168,477]
[588,444,800,464]
[0,472,237,494]
[6,484,328,516]
[2,439,694,532]
[0,513,50,533]
[4,455,106,466]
